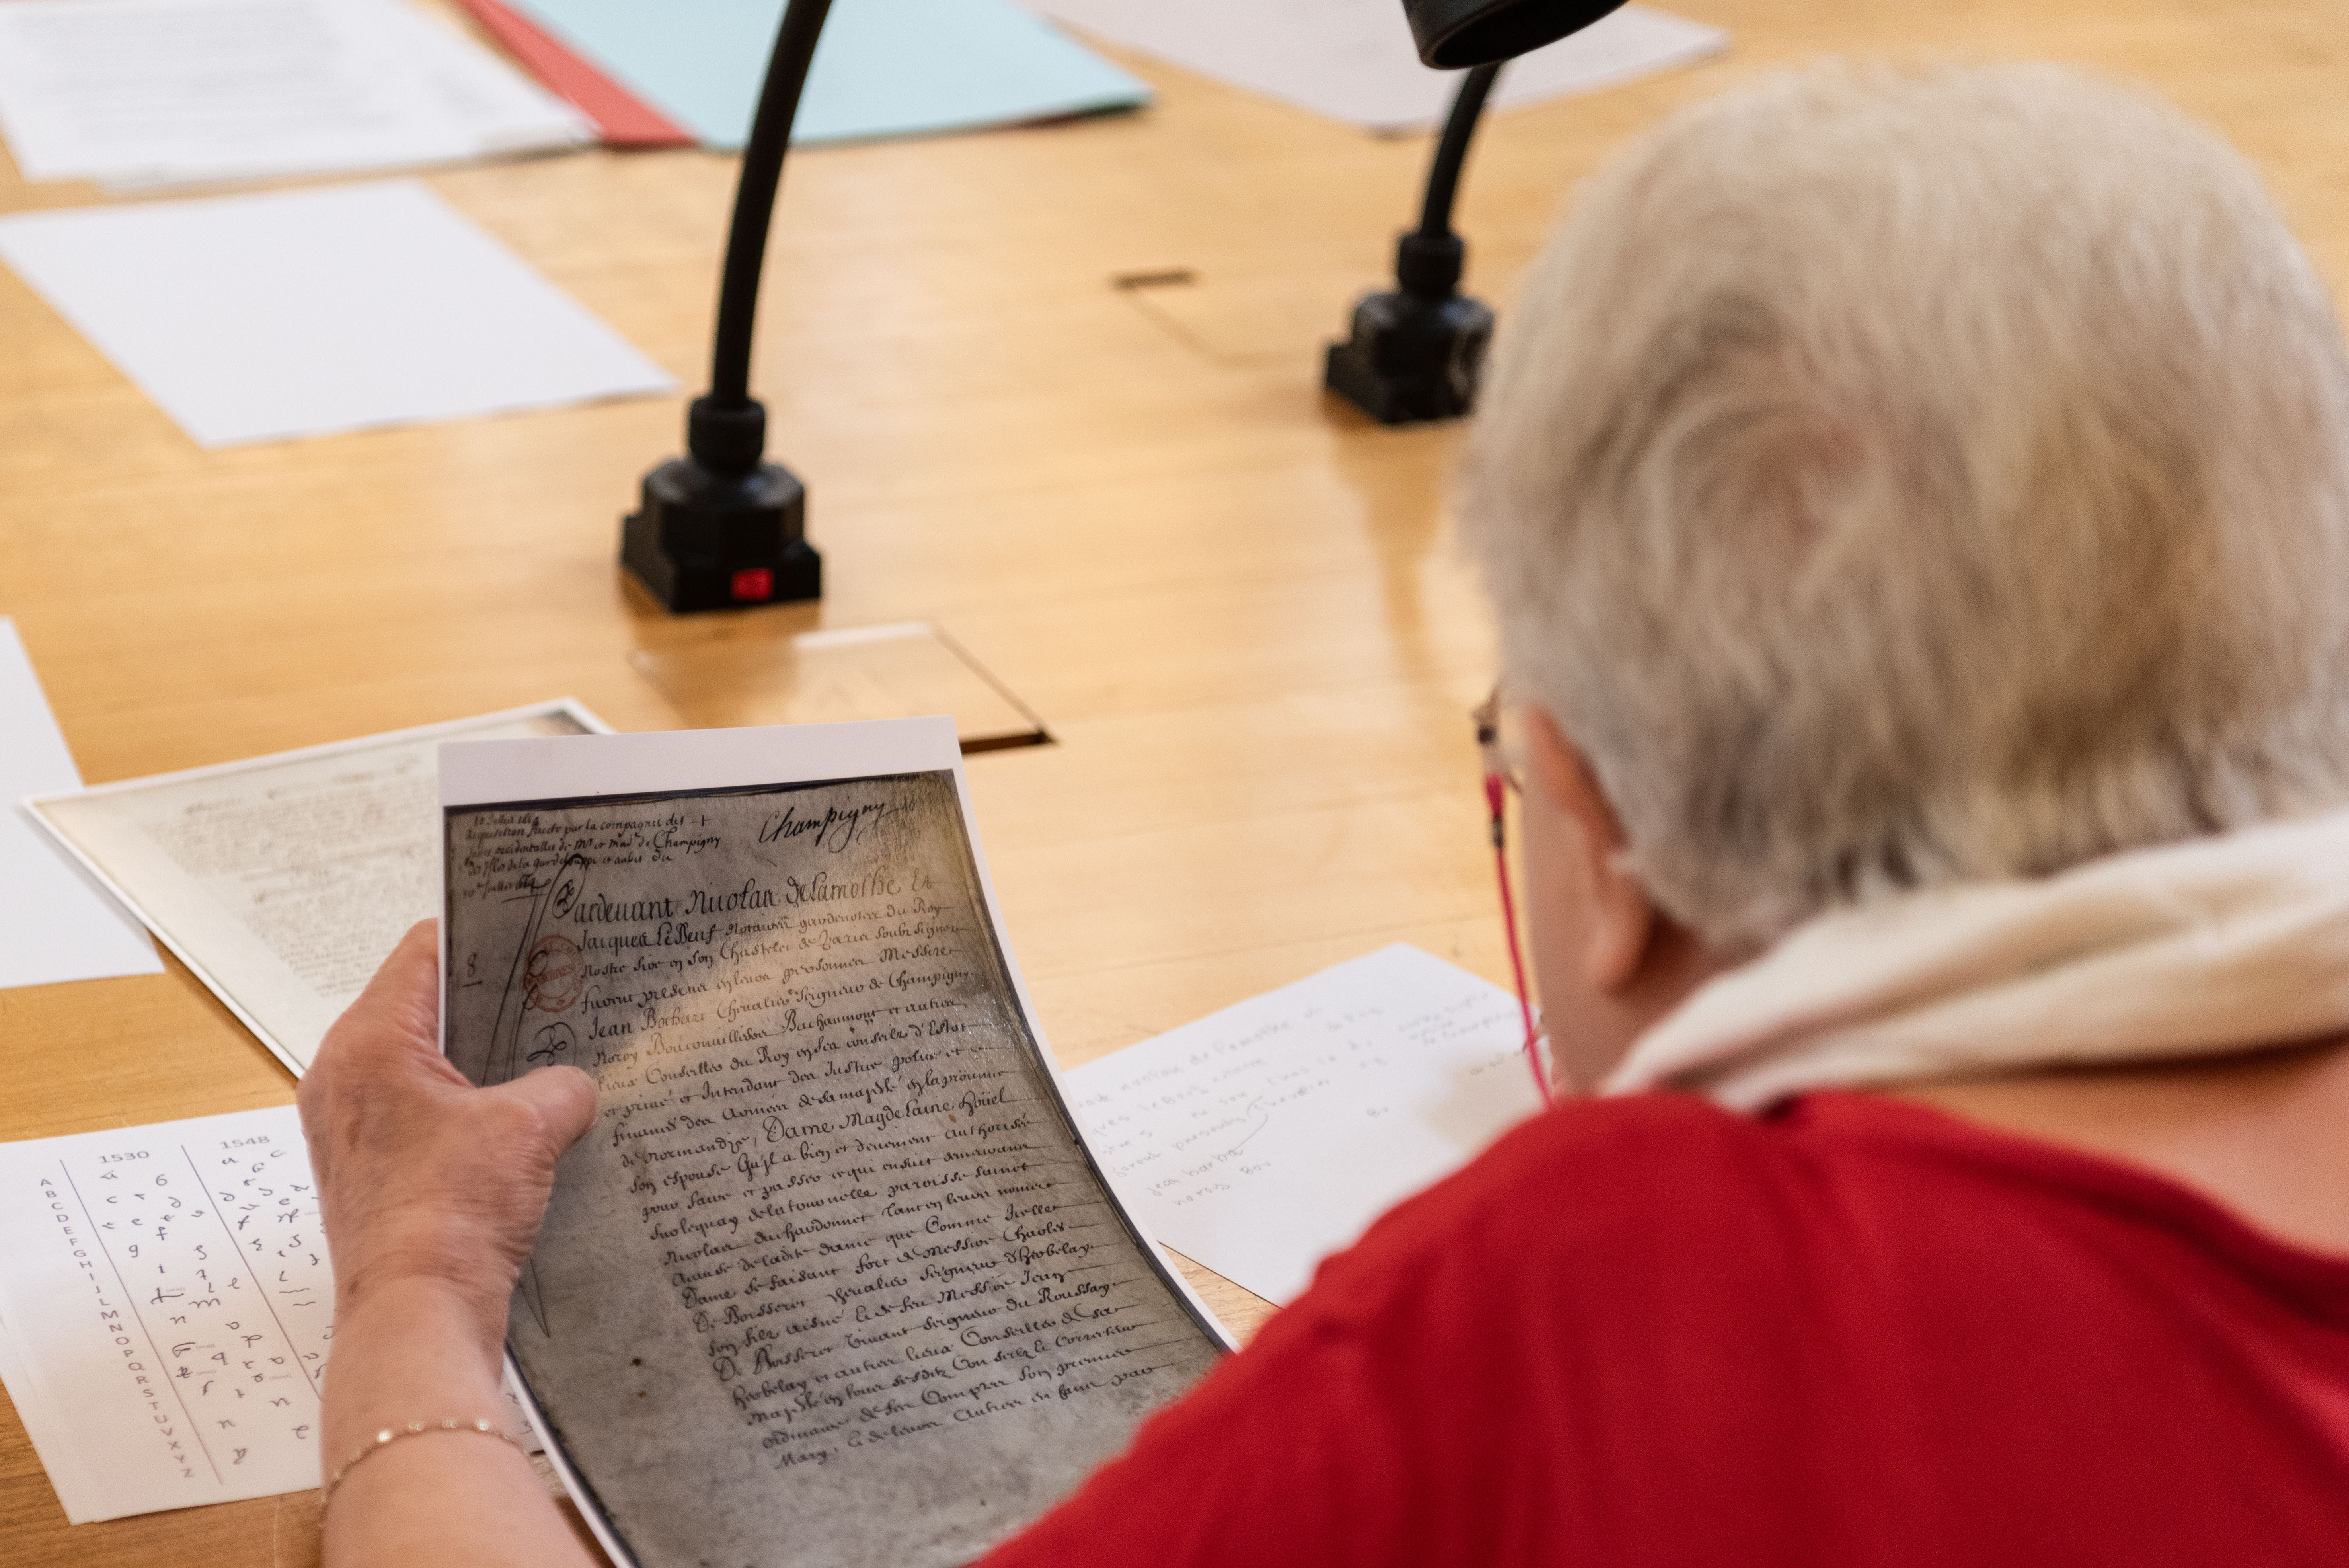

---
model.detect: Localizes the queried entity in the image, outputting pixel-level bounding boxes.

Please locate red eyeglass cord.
[1486,772,1555,1107]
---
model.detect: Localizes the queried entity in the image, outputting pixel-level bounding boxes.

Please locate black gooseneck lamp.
[623,0,1628,612]
[621,0,832,612]
[1326,0,1631,425]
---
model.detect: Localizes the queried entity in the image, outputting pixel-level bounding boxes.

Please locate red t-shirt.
[979,1091,2349,1566]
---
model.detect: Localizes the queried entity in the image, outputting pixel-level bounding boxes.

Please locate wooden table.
[6,1,2347,1562]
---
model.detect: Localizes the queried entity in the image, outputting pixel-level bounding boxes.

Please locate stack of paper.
[448,0,697,147]
[1033,0,1727,131]
[0,0,591,189]
[474,0,1151,149]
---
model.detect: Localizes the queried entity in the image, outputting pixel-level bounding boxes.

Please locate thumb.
[483,1065,599,1159]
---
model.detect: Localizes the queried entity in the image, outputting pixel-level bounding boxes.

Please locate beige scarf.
[1600,810,2349,1110]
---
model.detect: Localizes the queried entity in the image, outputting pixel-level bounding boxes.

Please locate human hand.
[298,920,597,1361]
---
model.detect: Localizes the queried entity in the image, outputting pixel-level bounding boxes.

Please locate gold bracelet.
[323,1418,522,1513]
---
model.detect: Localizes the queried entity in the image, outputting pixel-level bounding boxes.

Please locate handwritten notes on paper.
[0,1105,329,1523]
[439,724,1224,1568]
[1066,944,1548,1305]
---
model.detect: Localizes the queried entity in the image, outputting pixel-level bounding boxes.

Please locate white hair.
[1463,63,2349,949]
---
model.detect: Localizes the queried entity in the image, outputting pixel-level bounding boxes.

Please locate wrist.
[331,1224,527,1341]
[323,1275,511,1453]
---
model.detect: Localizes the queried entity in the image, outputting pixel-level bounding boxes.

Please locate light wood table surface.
[6,2,2347,1563]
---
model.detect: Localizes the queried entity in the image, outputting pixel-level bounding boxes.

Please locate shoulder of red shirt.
[985,1088,2349,1568]
[1273,1086,2349,1344]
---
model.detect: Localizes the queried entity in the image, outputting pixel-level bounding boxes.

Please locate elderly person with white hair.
[298,62,2349,1568]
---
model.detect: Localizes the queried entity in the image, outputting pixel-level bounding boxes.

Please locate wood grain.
[8,2,2348,1561]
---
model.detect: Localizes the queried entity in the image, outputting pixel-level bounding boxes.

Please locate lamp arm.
[625,0,830,610]
[1322,60,1504,422]
[1416,60,1502,240]
[1391,59,1502,301]
[707,0,835,417]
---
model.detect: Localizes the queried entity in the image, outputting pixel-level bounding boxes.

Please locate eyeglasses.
[1475,685,1554,1107]
[1474,686,1525,795]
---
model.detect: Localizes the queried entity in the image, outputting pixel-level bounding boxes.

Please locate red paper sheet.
[450,0,697,148]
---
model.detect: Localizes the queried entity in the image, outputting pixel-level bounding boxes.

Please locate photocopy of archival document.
[28,700,606,1075]
[439,718,1228,1568]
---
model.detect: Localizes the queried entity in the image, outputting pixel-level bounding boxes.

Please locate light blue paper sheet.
[504,0,1150,149]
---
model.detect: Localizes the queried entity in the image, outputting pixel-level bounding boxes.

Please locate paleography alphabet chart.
[0,1105,329,1522]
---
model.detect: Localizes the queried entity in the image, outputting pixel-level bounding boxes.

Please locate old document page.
[30,700,604,1075]
[439,719,1226,1568]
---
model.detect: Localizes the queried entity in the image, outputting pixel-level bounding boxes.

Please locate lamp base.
[1324,288,1495,425]
[621,454,821,613]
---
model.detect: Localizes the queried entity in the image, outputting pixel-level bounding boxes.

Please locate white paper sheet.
[1064,944,1547,1304]
[0,619,162,991]
[1030,1,1725,130]
[29,700,608,1077]
[0,180,676,449]
[0,1106,329,1522]
[0,1104,543,1523]
[0,0,591,189]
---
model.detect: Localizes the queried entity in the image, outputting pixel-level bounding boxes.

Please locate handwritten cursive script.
[444,769,1219,1568]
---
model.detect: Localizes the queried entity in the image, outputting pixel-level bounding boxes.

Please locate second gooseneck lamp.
[621,0,1630,613]
[1326,0,1631,423]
